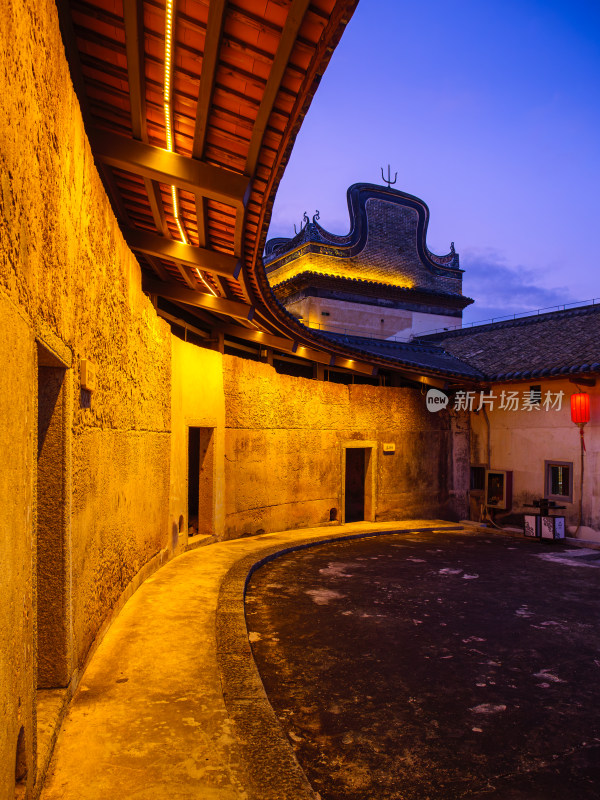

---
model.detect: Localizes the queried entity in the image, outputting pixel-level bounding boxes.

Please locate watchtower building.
[264,183,473,340]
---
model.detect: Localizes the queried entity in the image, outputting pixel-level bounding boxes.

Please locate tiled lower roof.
[317,331,483,379]
[418,304,600,381]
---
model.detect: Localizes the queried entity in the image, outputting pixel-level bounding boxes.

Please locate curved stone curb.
[215,525,464,800]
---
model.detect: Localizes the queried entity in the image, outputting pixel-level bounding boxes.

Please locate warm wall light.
[269,261,415,291]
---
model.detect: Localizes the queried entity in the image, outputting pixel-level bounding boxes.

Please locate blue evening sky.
[267,0,600,324]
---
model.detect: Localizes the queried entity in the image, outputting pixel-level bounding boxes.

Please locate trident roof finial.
[381,164,397,189]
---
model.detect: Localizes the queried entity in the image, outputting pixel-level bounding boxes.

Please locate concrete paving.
[39,520,456,800]
[246,529,600,799]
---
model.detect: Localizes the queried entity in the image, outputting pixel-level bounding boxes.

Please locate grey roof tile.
[317,331,483,379]
[418,304,600,380]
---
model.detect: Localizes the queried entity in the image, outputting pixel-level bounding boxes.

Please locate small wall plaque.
[80,359,97,391]
[383,443,395,453]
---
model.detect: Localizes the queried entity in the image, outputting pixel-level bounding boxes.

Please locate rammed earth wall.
[0,1,171,794]
[222,357,469,537]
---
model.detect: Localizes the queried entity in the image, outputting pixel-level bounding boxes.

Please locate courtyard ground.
[39,520,453,800]
[245,529,600,799]
[38,522,600,799]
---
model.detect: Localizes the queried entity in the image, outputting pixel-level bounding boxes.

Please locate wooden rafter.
[192,0,228,160]
[145,179,169,236]
[190,0,226,253]
[143,254,170,281]
[244,0,311,177]
[123,0,146,140]
[123,0,170,238]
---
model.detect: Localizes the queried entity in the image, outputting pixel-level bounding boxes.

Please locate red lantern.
[571,392,590,426]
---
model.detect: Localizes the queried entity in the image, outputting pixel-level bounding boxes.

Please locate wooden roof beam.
[208,323,296,353]
[173,261,199,290]
[91,130,251,209]
[245,0,311,176]
[143,277,254,321]
[124,227,242,279]
[191,0,217,253]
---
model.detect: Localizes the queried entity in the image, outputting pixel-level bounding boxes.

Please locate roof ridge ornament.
[381,164,397,189]
[293,211,307,235]
[294,210,319,235]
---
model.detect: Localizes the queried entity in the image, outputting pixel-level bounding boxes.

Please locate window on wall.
[470,466,486,491]
[545,461,573,503]
[529,385,542,405]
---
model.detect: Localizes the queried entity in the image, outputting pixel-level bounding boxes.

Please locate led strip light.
[164,0,217,296]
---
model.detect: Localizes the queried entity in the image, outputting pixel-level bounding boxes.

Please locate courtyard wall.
[222,357,469,537]
[0,0,171,794]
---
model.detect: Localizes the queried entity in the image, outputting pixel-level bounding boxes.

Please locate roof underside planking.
[55,0,482,382]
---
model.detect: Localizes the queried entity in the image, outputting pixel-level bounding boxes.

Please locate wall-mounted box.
[485,469,513,510]
[80,359,97,391]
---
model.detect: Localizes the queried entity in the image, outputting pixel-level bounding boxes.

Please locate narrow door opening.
[37,362,69,688]
[345,448,367,522]
[187,426,215,537]
[14,726,27,799]
[188,427,200,534]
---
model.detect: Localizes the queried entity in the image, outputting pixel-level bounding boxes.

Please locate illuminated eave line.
[164,0,217,298]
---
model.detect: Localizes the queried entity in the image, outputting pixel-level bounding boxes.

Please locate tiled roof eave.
[273,270,473,303]
[259,272,482,381]
[312,332,484,380]
[484,363,600,383]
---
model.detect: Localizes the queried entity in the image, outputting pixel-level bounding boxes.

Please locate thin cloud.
[461,248,576,324]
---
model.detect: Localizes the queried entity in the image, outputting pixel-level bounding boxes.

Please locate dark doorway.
[37,362,70,688]
[188,427,200,533]
[187,427,215,536]
[345,448,366,522]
